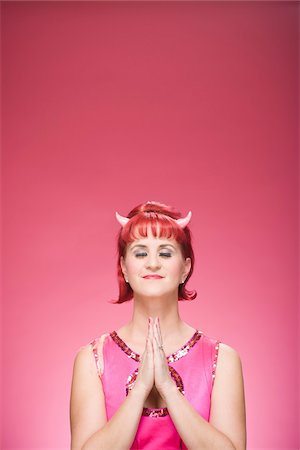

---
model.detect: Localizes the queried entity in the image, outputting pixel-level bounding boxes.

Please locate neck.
[126,293,184,343]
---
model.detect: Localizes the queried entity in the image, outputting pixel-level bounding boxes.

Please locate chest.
[144,385,166,409]
[102,331,214,420]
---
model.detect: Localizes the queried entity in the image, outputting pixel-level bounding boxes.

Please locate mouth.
[143,275,164,279]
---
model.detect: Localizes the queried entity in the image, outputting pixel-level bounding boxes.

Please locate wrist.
[159,381,178,401]
[129,384,148,402]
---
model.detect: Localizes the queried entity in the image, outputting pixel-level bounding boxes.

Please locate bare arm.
[160,343,247,450]
[70,344,148,450]
[70,328,155,450]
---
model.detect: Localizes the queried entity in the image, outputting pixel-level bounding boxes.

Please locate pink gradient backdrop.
[1,2,299,449]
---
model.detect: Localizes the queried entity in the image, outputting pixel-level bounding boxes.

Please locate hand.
[133,317,175,401]
[132,317,155,400]
[151,317,176,397]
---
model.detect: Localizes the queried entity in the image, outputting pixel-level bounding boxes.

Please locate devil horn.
[175,211,192,228]
[115,212,130,227]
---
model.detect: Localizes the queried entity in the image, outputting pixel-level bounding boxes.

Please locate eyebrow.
[129,243,176,251]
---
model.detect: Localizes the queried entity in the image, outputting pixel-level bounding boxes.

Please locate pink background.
[1,2,299,449]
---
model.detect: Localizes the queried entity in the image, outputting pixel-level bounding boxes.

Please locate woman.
[70,201,246,450]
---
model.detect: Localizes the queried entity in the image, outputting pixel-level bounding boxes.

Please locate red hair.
[111,201,197,304]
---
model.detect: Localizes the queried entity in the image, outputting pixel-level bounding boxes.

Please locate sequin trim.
[90,339,100,376]
[110,329,203,363]
[90,333,109,378]
[126,365,185,417]
[109,329,203,418]
[142,407,169,418]
[110,331,140,362]
[212,341,220,387]
[167,331,202,363]
[126,366,184,396]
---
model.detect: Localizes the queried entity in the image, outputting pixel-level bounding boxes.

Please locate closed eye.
[134,252,172,258]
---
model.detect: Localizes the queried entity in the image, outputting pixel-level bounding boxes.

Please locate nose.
[145,252,161,271]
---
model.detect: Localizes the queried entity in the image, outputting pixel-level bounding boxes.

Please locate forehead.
[123,221,185,255]
[127,235,179,249]
[127,224,180,248]
[128,221,177,239]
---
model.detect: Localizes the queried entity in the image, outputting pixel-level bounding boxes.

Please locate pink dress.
[89,328,220,450]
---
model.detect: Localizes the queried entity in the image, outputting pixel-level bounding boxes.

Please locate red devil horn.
[115,212,130,227]
[175,211,192,228]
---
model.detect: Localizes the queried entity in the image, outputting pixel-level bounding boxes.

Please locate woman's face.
[120,228,191,299]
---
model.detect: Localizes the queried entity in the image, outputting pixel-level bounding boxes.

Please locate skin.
[136,315,179,401]
[70,226,247,450]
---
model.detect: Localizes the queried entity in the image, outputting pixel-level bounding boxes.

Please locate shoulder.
[73,335,103,365]
[74,333,110,376]
[198,332,243,382]
[218,342,240,356]
[217,342,243,372]
[202,332,241,363]
[211,341,245,409]
[75,343,94,361]
[73,343,97,377]
[78,333,110,355]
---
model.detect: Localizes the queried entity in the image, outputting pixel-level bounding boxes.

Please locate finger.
[153,323,164,356]
[155,317,163,345]
[152,317,157,339]
[148,317,152,335]
[150,319,159,351]
[151,318,163,353]
[142,318,152,357]
[154,317,163,349]
[155,336,163,354]
[148,318,154,351]
[149,317,155,338]
[147,334,153,356]
[152,328,160,356]
[143,318,150,350]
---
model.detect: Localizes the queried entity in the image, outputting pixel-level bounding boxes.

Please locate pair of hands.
[134,317,175,401]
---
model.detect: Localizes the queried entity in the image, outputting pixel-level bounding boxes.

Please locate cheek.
[168,261,184,277]
[126,259,141,274]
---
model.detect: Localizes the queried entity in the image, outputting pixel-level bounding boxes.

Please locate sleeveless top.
[89,329,221,450]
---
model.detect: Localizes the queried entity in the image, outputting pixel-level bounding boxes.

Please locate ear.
[120,256,127,278]
[182,257,192,281]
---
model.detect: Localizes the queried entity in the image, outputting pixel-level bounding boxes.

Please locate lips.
[143,275,163,279]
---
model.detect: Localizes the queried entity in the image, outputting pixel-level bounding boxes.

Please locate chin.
[134,288,176,299]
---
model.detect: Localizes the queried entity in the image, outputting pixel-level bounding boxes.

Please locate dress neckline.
[110,328,203,363]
